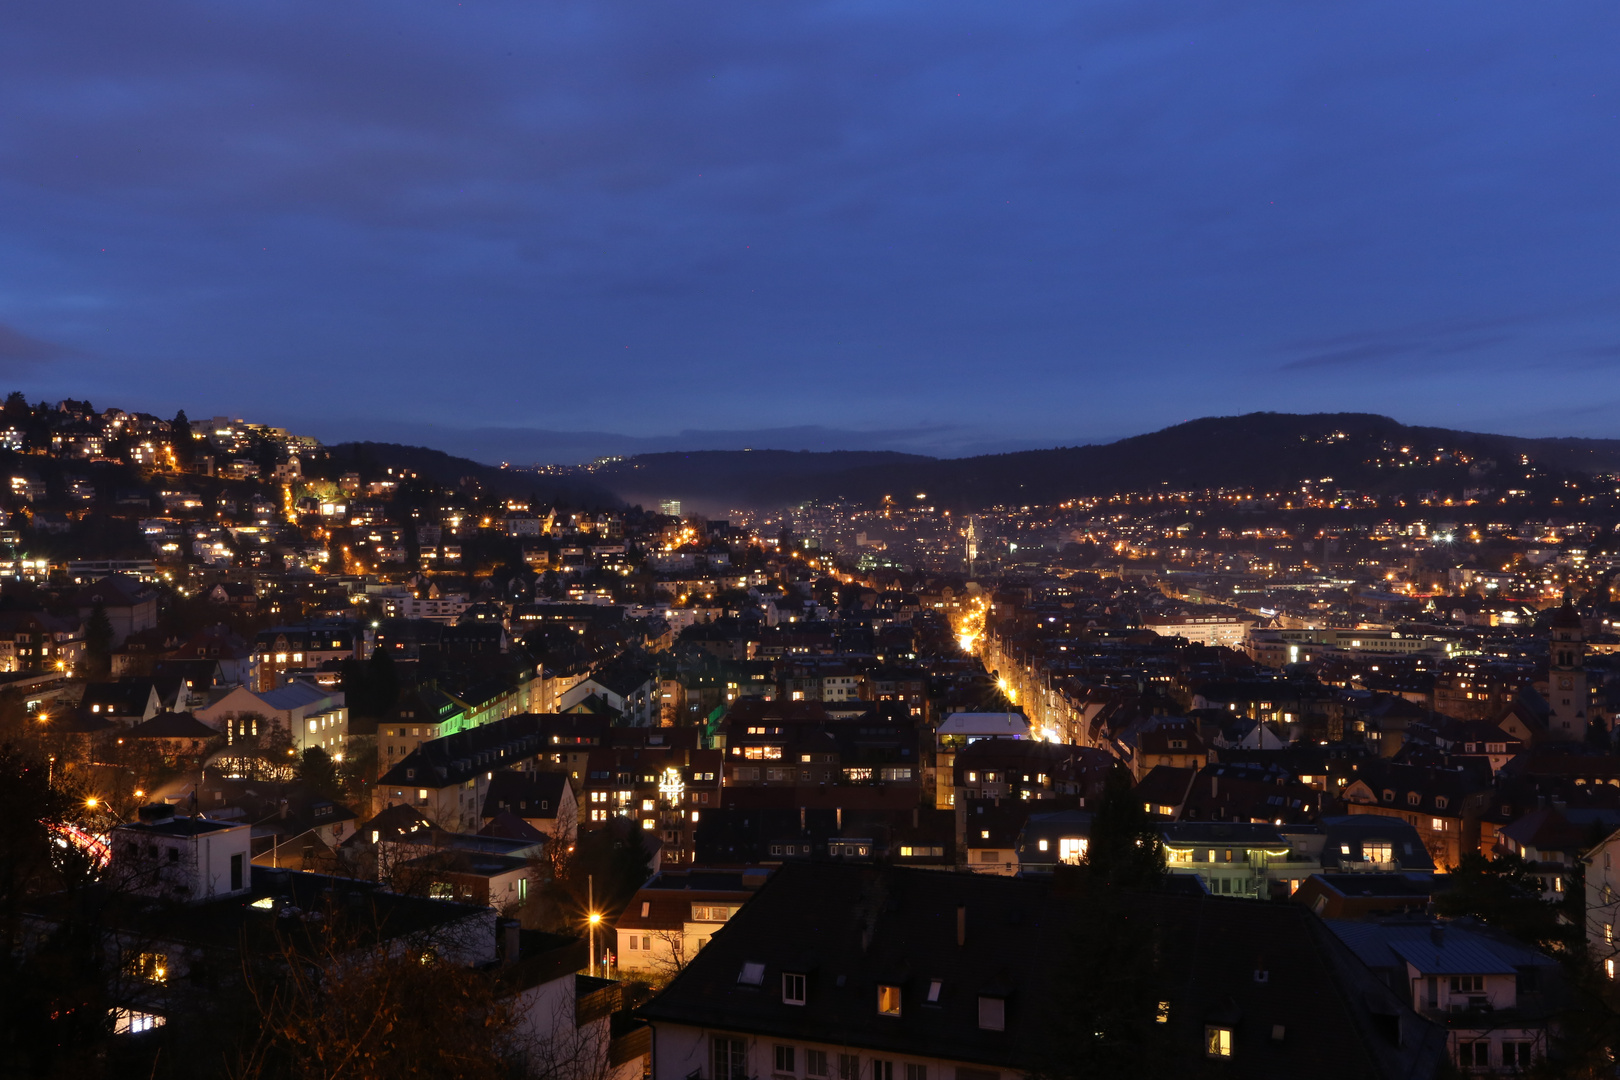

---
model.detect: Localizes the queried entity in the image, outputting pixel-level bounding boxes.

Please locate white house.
[195,680,349,757]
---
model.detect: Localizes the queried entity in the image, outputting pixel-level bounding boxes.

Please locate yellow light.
[85,796,99,809]
[588,912,602,925]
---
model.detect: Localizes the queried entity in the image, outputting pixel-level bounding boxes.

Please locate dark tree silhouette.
[83,600,114,678]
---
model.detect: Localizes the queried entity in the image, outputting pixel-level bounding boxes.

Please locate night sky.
[3,2,1618,462]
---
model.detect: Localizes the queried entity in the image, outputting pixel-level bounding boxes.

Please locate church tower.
[1548,602,1588,740]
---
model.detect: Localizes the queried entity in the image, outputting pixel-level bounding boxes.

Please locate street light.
[586,875,601,977]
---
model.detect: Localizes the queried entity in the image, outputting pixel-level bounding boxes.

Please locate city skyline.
[3,1,1619,450]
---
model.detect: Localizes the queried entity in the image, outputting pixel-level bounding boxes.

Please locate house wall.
[652,1022,1010,1080]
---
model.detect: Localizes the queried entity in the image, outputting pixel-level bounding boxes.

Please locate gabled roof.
[129,711,218,740]
[479,811,548,844]
[1134,765,1196,810]
[257,681,336,711]
[936,712,1029,738]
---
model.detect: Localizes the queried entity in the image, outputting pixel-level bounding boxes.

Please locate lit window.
[1037,839,1049,852]
[1205,1026,1232,1058]
[878,985,901,1016]
[1156,1001,1170,1024]
[111,1008,166,1035]
[127,952,168,983]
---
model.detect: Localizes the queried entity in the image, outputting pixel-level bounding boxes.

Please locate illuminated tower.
[1548,602,1588,740]
[965,516,979,578]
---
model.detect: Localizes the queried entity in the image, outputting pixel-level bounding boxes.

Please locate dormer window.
[877,985,901,1016]
[1382,789,1395,803]
[977,996,1005,1031]
[1406,792,1420,807]
[1434,797,1448,811]
[783,972,806,1005]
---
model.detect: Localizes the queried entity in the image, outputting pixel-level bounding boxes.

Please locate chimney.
[957,905,967,947]
[1430,924,1445,949]
[1211,775,1219,799]
[500,919,521,965]
[138,803,175,825]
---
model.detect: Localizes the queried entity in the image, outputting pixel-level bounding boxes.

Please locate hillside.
[584,413,1620,511]
[589,450,932,513]
[321,442,621,505]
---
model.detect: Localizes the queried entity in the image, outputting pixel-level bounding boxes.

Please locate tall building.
[1547,602,1587,740]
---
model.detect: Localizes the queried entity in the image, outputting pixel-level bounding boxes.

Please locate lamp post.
[586,874,601,977]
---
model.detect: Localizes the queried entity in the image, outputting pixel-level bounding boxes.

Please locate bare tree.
[231,900,513,1080]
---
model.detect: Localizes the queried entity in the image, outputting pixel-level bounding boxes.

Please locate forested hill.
[579,413,1620,511]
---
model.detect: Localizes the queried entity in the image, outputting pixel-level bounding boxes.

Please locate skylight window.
[926,979,943,1003]
[739,962,766,986]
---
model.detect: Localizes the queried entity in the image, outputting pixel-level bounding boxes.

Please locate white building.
[196,680,349,757]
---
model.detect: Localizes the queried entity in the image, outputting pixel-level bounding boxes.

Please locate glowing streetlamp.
[586,874,601,977]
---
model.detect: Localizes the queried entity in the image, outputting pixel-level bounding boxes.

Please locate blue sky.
[2,1,1618,461]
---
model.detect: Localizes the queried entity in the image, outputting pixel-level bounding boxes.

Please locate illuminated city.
[4,2,1620,1077]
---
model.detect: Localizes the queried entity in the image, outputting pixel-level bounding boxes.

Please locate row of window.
[963,772,1048,784]
[714,1037,994,1080]
[1457,1041,1534,1069]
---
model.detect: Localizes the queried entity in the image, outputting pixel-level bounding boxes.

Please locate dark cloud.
[0,1,1617,441]
[0,323,72,364]
[296,420,1050,465]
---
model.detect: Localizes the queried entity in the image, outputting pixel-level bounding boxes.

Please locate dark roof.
[80,680,155,714]
[1321,816,1438,874]
[481,771,570,822]
[129,710,218,740]
[118,816,241,838]
[1310,874,1435,900]
[378,713,549,788]
[639,863,1447,1078]
[1135,765,1196,809]
[73,574,154,608]
[30,867,487,959]
[479,811,548,843]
